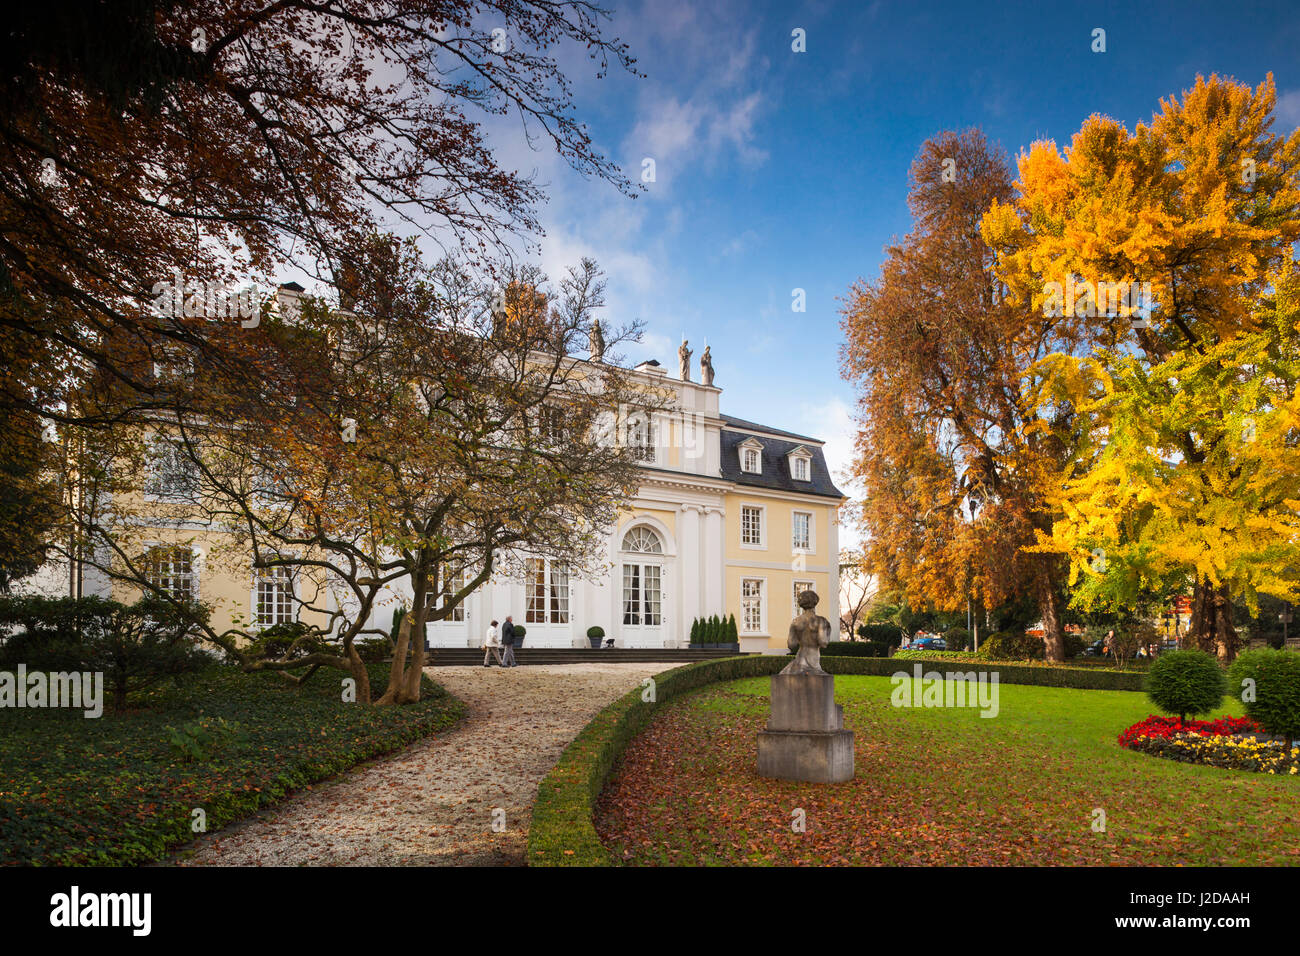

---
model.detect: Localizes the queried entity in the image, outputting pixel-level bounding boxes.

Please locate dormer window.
[788,446,813,482]
[739,437,763,474]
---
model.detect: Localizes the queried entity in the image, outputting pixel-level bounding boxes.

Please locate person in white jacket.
[483,619,504,667]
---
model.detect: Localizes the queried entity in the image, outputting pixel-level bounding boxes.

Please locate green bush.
[1063,631,1087,659]
[727,614,738,643]
[587,626,606,640]
[857,622,903,647]
[1228,649,1300,741]
[823,641,888,657]
[978,630,1044,661]
[244,621,331,662]
[355,637,392,663]
[689,619,700,643]
[944,627,972,652]
[0,594,213,712]
[1146,649,1227,724]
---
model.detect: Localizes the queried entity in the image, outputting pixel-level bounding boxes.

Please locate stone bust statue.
[781,589,832,675]
[678,338,692,380]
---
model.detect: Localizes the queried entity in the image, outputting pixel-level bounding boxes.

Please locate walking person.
[482,619,503,667]
[500,615,518,668]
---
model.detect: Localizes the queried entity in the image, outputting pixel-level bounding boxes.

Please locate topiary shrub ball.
[1227,649,1300,742]
[1145,649,1227,725]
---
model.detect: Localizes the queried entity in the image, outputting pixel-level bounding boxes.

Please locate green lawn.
[594,675,1300,866]
[0,664,464,866]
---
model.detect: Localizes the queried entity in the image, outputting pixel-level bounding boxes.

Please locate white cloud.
[1276,88,1300,133]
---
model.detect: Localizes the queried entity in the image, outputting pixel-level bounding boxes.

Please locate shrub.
[944,627,972,652]
[356,637,392,663]
[1145,650,1226,725]
[587,626,606,640]
[727,614,738,643]
[856,622,903,648]
[1228,649,1300,741]
[1063,631,1086,658]
[244,621,331,662]
[978,630,1044,661]
[823,641,887,657]
[689,619,700,643]
[0,594,213,712]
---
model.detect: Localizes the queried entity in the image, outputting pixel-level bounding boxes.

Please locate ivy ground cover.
[594,675,1300,866]
[0,664,464,865]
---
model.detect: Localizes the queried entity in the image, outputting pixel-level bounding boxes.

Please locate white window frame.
[143,543,199,603]
[791,509,815,553]
[793,579,815,618]
[626,413,657,464]
[143,435,200,502]
[252,562,296,629]
[741,577,767,635]
[622,561,662,627]
[526,557,570,625]
[739,438,763,474]
[740,504,766,550]
[792,455,811,481]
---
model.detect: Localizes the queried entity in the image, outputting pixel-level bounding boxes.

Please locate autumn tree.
[838,548,876,638]
[0,0,641,508]
[983,73,1300,660]
[53,242,666,705]
[841,129,1079,661]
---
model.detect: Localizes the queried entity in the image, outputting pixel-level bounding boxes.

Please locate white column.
[704,506,724,617]
[679,505,702,644]
[828,506,842,641]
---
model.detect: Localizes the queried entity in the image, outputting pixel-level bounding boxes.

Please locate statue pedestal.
[757,672,854,783]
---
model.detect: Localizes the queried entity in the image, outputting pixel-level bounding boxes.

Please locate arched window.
[622,526,663,554]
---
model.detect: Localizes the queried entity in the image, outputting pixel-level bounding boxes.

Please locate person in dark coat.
[500,615,518,668]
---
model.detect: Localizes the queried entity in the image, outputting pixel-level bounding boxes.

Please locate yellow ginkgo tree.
[982,73,1300,660]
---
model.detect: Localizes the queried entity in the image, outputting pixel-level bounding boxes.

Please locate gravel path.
[172,663,662,867]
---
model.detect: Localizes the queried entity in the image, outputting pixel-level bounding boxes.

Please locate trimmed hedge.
[1227,649,1300,740]
[823,640,888,657]
[528,651,1153,866]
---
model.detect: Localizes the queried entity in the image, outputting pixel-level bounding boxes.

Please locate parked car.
[1081,639,1108,657]
[911,635,947,651]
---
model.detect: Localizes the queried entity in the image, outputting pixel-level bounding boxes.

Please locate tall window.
[627,415,656,463]
[742,578,764,633]
[526,558,569,624]
[539,405,566,444]
[793,456,810,481]
[623,563,662,626]
[742,447,760,473]
[430,567,470,622]
[741,506,763,546]
[792,511,811,551]
[146,438,199,500]
[793,579,814,616]
[255,565,295,627]
[145,545,196,602]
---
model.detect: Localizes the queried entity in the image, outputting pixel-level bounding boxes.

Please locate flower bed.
[1118,714,1300,775]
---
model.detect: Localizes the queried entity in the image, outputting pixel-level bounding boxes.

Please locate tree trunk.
[1188,577,1240,663]
[376,566,429,706]
[1035,561,1066,663]
[346,639,371,706]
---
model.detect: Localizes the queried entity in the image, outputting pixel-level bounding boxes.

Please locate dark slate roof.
[719,413,818,443]
[720,416,845,500]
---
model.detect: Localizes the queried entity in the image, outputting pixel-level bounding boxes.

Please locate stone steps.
[424,646,748,666]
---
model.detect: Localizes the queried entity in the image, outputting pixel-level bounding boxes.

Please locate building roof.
[719,413,819,443]
[719,417,845,500]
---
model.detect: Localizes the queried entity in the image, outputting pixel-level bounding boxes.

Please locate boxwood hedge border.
[527,654,1148,866]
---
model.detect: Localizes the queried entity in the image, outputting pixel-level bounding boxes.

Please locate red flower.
[1118,715,1262,749]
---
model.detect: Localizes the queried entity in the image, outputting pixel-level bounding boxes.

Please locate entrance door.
[621,561,663,647]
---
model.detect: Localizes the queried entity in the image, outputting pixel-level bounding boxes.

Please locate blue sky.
[479,0,1300,489]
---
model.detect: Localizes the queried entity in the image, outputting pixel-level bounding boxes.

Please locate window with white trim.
[145,437,199,500]
[741,578,765,633]
[793,579,814,616]
[626,414,657,463]
[741,506,764,546]
[526,558,569,624]
[145,545,196,602]
[793,456,810,481]
[428,567,471,622]
[742,447,761,473]
[622,562,662,626]
[792,510,812,551]
[622,526,664,553]
[255,565,296,627]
